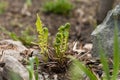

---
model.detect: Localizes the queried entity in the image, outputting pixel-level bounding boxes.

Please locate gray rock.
[0,70,3,80]
[91,5,120,57]
[2,56,29,80]
[0,40,33,80]
[0,39,28,61]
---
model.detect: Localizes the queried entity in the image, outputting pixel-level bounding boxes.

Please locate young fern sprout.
[54,23,70,58]
[35,14,48,54]
[36,14,70,62]
[25,0,32,7]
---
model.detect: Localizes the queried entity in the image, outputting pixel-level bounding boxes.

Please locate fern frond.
[35,14,48,54]
[54,23,70,58]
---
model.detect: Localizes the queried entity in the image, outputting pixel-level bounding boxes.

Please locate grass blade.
[99,44,110,80]
[70,56,98,80]
[111,17,120,80]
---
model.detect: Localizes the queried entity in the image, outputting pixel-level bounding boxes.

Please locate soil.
[0,0,119,80]
[0,0,99,42]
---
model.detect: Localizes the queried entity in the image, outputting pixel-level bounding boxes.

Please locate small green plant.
[43,0,73,14]
[36,14,48,54]
[69,56,98,80]
[54,23,70,58]
[0,26,36,46]
[0,1,8,14]
[27,56,39,80]
[9,28,36,46]
[36,15,70,64]
[98,19,119,80]
[111,17,120,80]
[36,14,70,56]
[19,27,36,46]
[25,0,32,7]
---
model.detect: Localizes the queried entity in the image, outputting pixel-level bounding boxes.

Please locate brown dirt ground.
[0,0,98,43]
[0,0,120,41]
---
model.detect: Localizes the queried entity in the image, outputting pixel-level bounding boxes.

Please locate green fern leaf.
[35,14,48,54]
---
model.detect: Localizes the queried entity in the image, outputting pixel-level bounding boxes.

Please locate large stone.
[91,5,120,57]
[2,56,29,80]
[0,39,28,61]
[0,40,33,80]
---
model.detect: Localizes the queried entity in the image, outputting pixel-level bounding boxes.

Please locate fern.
[35,14,48,54]
[36,14,70,60]
[54,23,70,58]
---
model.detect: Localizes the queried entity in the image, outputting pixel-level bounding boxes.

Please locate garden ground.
[0,0,120,80]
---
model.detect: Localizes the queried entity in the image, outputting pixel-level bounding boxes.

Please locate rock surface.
[0,40,31,80]
[0,39,28,61]
[91,5,120,57]
[2,56,29,80]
